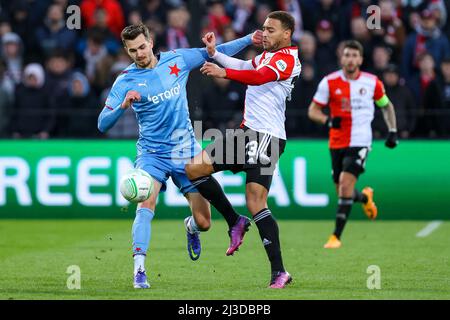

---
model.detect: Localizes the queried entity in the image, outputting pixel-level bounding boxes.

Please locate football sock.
[185,216,200,234]
[353,189,368,203]
[333,197,353,239]
[253,208,285,273]
[134,254,146,274]
[132,207,154,256]
[191,175,239,228]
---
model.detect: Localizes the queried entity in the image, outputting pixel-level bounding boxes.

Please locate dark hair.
[442,56,450,64]
[342,40,364,57]
[121,23,151,46]
[267,11,295,37]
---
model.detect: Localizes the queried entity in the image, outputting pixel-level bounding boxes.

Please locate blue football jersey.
[98,35,253,158]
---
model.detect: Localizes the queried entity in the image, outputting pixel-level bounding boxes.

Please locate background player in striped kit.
[308,40,398,249]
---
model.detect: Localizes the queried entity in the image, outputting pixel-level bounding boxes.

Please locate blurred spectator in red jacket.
[80,0,126,39]
[202,0,231,43]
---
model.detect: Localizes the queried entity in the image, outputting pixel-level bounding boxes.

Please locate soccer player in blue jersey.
[97,23,261,289]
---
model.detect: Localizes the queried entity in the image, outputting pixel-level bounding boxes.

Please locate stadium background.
[0,0,449,220]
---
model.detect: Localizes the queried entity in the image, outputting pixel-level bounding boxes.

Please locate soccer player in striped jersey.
[308,40,398,249]
[98,23,260,288]
[185,11,301,288]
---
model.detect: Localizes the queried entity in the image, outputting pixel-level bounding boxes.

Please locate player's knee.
[138,195,157,211]
[195,215,211,231]
[246,193,265,214]
[338,178,353,196]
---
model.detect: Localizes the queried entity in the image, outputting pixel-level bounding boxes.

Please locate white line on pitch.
[416,220,443,238]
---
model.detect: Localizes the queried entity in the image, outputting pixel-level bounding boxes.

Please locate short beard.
[345,66,357,74]
[137,60,151,68]
[264,40,282,52]
[136,56,152,69]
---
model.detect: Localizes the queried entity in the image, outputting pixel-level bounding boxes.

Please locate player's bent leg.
[246,182,291,288]
[132,179,162,289]
[186,192,211,231]
[185,150,215,180]
[184,193,212,261]
[186,150,244,244]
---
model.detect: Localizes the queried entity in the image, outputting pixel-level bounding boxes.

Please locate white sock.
[185,216,199,234]
[134,254,146,274]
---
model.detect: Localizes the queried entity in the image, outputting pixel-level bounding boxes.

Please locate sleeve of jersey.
[373,78,390,108]
[212,51,254,70]
[312,77,330,107]
[179,34,252,70]
[264,53,295,81]
[98,77,127,133]
[224,66,278,85]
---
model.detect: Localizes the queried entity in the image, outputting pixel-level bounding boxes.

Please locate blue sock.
[132,208,155,256]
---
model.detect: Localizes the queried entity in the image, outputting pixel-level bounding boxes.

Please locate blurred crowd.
[0,0,449,140]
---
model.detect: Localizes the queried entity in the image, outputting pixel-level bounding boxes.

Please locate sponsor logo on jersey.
[276,59,287,72]
[147,83,181,104]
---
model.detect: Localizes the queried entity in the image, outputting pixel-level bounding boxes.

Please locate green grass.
[0,219,449,300]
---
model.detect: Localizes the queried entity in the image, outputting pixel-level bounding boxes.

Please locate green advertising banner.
[0,140,449,220]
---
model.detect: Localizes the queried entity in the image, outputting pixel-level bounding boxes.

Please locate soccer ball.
[119,169,154,203]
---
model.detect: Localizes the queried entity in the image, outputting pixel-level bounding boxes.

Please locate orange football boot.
[323,234,342,249]
[362,187,377,220]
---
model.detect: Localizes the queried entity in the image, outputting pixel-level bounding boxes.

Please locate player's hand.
[121,90,141,109]
[385,130,398,149]
[325,116,341,129]
[202,32,216,57]
[251,30,263,47]
[200,62,226,78]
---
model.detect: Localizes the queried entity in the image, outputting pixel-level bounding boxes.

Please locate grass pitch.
[0,219,449,300]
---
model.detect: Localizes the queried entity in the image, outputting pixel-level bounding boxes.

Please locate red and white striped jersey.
[312,70,386,149]
[242,46,301,140]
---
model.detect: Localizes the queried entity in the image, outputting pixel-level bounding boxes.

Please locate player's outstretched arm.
[200,61,277,85]
[179,31,259,71]
[203,32,260,70]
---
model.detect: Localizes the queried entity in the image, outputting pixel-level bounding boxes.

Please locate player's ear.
[148,37,154,50]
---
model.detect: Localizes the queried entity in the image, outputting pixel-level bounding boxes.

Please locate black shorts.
[204,126,286,190]
[330,147,370,183]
